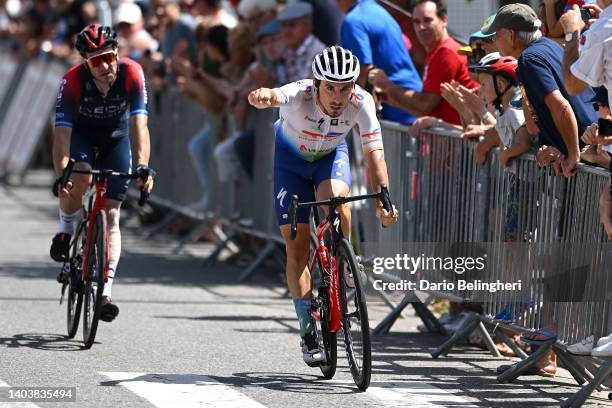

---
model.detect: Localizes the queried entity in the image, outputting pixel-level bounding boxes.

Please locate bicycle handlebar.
[288,184,394,240]
[61,158,152,206]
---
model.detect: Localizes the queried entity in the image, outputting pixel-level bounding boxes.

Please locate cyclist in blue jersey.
[50,24,155,322]
[248,46,398,366]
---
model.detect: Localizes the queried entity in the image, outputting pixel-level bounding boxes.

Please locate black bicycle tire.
[83,211,106,349]
[310,233,337,379]
[337,238,371,390]
[66,217,85,338]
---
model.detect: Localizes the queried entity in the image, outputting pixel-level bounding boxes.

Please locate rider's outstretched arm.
[248,87,284,109]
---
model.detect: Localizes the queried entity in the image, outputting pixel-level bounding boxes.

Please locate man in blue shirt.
[336,0,423,124]
[484,3,597,177]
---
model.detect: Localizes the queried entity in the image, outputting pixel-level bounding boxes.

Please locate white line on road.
[99,372,268,408]
[331,379,480,407]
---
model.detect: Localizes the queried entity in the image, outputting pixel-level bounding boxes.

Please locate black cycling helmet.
[75,24,118,58]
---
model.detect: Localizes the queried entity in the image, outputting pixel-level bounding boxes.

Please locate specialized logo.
[334,159,346,168]
[333,217,341,233]
[277,187,287,207]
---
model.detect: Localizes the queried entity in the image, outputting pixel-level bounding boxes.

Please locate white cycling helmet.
[312,46,360,83]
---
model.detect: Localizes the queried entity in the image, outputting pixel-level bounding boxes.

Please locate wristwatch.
[565,32,580,43]
[482,111,494,122]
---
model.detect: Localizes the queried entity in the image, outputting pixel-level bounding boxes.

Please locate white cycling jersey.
[276,79,384,162]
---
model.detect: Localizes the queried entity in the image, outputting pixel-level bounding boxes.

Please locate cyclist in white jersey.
[248,46,398,365]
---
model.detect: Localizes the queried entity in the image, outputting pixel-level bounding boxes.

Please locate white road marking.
[99,372,268,408]
[331,379,480,407]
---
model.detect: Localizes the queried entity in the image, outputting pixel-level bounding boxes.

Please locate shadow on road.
[0,333,84,351]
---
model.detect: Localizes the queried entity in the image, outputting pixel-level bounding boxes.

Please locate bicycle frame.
[290,185,393,334]
[81,178,110,283]
[309,211,343,333]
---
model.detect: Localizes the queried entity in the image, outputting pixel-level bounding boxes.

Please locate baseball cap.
[469,14,496,44]
[257,20,280,39]
[277,2,313,22]
[481,3,542,35]
[115,2,143,25]
[458,45,473,55]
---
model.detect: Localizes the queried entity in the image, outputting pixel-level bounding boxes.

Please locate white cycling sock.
[102,211,121,299]
[58,209,78,235]
[102,262,116,298]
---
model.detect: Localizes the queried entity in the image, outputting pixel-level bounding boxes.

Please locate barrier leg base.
[496,339,555,383]
[476,319,501,358]
[431,314,479,359]
[560,361,612,408]
[372,294,413,336]
[488,325,529,360]
[203,230,237,267]
[554,345,590,386]
[412,301,448,336]
[238,241,278,282]
[367,275,407,317]
[172,220,211,255]
[143,211,179,239]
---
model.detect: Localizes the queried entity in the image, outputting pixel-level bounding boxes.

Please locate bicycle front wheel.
[67,215,85,338]
[337,238,371,390]
[83,211,107,349]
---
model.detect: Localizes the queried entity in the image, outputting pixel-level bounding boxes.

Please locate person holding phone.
[559,0,612,239]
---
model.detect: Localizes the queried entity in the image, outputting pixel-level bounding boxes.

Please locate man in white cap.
[115,1,158,59]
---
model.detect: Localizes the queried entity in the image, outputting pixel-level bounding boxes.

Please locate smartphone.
[580,8,591,21]
[599,118,612,136]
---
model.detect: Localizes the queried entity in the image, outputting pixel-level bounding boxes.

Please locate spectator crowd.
[2,0,609,236]
[1,0,612,380]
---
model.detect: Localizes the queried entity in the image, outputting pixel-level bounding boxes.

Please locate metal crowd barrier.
[145,88,285,278]
[0,55,65,180]
[354,123,612,406]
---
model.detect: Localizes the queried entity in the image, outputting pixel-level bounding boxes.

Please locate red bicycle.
[288,185,392,390]
[58,158,151,348]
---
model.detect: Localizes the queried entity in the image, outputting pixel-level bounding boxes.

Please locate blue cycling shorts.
[70,133,132,201]
[274,130,352,226]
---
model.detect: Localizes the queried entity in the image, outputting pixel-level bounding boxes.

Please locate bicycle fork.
[314,244,343,333]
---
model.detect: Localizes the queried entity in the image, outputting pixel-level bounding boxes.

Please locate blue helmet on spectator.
[312,46,360,83]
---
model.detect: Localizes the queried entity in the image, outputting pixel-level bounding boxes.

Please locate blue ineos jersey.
[54,57,148,141]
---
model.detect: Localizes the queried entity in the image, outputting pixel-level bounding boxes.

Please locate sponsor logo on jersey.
[277,187,287,207]
[78,101,128,118]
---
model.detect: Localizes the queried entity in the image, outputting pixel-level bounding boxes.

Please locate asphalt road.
[1,171,612,408]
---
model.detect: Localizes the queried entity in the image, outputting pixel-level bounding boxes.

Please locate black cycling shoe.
[100,297,119,322]
[50,233,71,263]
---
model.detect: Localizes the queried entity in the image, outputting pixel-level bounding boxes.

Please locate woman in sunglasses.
[51,24,155,322]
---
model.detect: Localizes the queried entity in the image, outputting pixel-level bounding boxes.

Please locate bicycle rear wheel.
[310,233,337,378]
[66,216,85,338]
[337,238,371,390]
[83,211,107,349]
